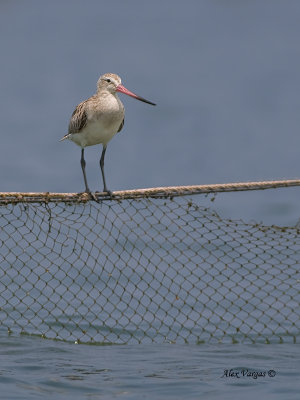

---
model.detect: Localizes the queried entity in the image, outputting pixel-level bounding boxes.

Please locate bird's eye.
[106,78,111,83]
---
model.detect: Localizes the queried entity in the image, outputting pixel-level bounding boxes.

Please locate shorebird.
[60,73,156,196]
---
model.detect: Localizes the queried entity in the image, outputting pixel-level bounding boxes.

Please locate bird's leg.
[80,148,90,192]
[80,148,98,202]
[100,145,113,197]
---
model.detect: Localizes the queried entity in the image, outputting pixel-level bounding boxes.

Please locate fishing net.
[0,193,299,344]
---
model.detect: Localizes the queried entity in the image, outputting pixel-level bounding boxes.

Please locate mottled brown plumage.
[68,100,89,134]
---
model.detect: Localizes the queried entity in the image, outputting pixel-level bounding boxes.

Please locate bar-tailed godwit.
[60,73,156,196]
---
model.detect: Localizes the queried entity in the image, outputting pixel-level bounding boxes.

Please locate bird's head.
[97,73,156,106]
[97,73,122,93]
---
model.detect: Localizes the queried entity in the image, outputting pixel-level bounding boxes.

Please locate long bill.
[116,84,156,106]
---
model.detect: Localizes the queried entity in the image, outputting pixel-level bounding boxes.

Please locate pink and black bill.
[116,84,156,106]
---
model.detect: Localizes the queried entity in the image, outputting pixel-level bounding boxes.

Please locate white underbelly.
[70,118,122,148]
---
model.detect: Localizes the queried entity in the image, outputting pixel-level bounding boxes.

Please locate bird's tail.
[59,134,71,142]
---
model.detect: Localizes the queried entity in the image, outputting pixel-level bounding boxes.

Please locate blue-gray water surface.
[1,334,300,400]
[1,1,300,399]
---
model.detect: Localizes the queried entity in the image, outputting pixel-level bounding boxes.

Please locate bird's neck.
[96,89,117,98]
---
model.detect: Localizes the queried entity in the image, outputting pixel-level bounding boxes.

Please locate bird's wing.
[68,100,88,134]
[118,117,125,133]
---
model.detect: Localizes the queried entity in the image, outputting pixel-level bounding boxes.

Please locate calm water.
[1,334,300,400]
[1,1,300,398]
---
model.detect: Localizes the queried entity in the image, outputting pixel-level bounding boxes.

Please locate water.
[1,334,300,400]
[0,1,300,398]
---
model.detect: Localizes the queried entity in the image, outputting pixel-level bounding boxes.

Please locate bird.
[60,73,156,197]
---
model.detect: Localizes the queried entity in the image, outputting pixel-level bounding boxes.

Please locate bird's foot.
[94,189,114,199]
[105,190,114,199]
[81,189,100,202]
[83,187,114,201]
[90,192,100,202]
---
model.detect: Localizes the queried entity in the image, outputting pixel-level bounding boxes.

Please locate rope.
[0,179,299,203]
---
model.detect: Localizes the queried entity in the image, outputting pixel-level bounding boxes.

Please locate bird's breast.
[71,95,124,148]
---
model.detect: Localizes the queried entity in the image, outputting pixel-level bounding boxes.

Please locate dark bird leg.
[100,145,112,196]
[80,148,99,202]
[81,148,90,193]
